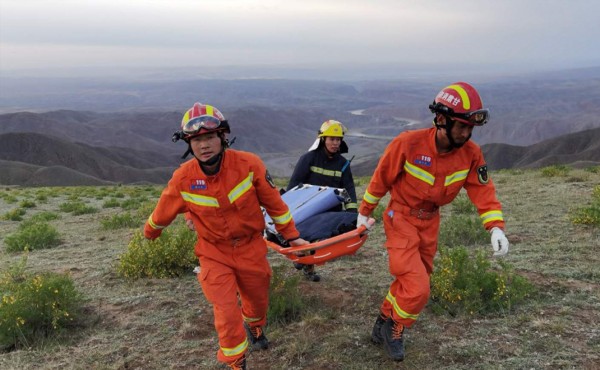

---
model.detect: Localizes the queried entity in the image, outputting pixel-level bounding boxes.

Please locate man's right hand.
[143,223,162,240]
[289,238,309,247]
[357,213,375,230]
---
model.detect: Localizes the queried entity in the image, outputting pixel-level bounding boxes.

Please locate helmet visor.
[452,109,489,126]
[182,116,222,135]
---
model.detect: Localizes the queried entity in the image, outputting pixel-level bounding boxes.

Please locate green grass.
[0,167,598,369]
[4,221,61,252]
[1,208,26,221]
[0,257,84,349]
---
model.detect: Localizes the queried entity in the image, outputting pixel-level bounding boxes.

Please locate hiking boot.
[303,264,320,282]
[380,318,405,361]
[371,313,387,344]
[244,323,269,350]
[227,355,246,370]
[293,262,305,270]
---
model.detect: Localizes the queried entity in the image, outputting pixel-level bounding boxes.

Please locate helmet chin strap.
[434,116,471,149]
[199,151,223,166]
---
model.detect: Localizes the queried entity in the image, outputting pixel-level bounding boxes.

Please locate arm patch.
[477,165,489,184]
[265,170,276,188]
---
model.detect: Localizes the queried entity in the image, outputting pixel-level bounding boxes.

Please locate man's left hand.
[490,227,509,256]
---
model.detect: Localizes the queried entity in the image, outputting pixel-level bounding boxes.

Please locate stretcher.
[265,225,369,265]
[263,184,371,265]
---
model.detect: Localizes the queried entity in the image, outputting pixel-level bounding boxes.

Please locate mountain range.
[1,126,599,186]
[1,67,599,185]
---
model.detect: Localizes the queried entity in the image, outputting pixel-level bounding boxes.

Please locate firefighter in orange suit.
[356,82,510,362]
[144,102,308,370]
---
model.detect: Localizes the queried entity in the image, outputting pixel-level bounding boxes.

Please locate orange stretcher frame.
[265,225,369,265]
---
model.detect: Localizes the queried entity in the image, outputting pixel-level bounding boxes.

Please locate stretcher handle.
[267,225,368,255]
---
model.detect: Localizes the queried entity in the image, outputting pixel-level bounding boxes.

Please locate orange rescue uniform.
[359,127,505,327]
[144,149,299,365]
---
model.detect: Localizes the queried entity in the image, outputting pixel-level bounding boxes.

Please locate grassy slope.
[0,169,599,370]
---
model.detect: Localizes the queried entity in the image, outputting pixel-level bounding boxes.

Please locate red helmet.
[180,103,230,141]
[429,82,489,126]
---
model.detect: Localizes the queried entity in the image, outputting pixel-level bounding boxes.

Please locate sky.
[1,0,600,78]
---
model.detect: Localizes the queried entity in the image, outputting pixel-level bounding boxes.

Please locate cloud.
[1,0,599,73]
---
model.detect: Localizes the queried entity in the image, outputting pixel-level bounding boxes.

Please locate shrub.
[540,164,570,177]
[439,214,489,248]
[2,208,26,221]
[27,211,61,223]
[570,204,600,227]
[121,198,144,210]
[58,201,97,215]
[430,246,534,316]
[570,185,600,227]
[0,257,84,349]
[117,222,197,279]
[268,265,305,326]
[593,185,600,202]
[102,198,121,208]
[100,213,138,230]
[66,194,81,201]
[19,200,36,209]
[3,194,18,204]
[4,222,61,252]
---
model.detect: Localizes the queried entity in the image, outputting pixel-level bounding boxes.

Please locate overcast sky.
[1,0,599,78]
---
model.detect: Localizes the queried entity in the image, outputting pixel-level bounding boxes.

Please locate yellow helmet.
[318,120,346,138]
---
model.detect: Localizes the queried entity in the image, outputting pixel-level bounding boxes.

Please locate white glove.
[357,213,372,230]
[490,227,509,256]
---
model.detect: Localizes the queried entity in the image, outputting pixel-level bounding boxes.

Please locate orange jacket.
[145,149,300,244]
[359,127,505,230]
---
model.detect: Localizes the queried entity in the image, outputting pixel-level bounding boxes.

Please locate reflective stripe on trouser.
[196,236,271,365]
[380,207,440,327]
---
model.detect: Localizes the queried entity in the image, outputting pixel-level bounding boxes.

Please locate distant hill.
[482,127,600,170]
[0,160,114,186]
[0,133,175,185]
[2,67,600,148]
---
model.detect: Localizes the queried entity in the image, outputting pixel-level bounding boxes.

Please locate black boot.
[371,313,387,344]
[244,323,269,350]
[380,318,405,361]
[303,264,320,282]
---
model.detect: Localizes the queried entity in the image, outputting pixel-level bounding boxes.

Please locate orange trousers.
[196,235,271,365]
[380,208,440,327]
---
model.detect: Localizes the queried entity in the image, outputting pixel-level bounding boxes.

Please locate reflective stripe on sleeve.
[363,190,381,205]
[271,210,292,225]
[147,213,167,230]
[480,210,504,225]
